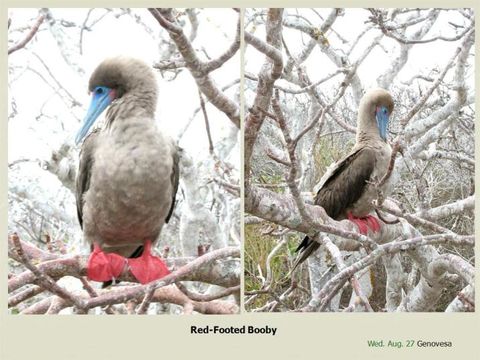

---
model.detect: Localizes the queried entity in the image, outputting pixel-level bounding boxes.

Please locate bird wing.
[165,145,180,223]
[75,128,100,229]
[315,147,376,219]
[293,147,376,266]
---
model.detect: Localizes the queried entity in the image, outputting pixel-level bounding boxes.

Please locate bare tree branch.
[148,8,240,128]
[8,13,45,55]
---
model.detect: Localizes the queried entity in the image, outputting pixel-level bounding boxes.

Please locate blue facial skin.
[375,106,389,141]
[75,86,114,145]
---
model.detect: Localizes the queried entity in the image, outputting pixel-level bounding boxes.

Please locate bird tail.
[101,280,113,288]
[291,235,320,273]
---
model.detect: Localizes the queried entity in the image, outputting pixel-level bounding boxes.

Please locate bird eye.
[95,87,104,95]
[383,108,388,115]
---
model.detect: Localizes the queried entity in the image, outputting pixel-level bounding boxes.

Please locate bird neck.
[356,110,386,145]
[105,91,156,125]
[356,129,385,145]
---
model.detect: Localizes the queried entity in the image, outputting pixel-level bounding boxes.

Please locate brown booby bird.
[75,57,179,284]
[294,88,394,269]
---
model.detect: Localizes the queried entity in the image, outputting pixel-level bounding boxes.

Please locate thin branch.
[83,247,240,310]
[8,285,44,308]
[203,16,241,73]
[10,233,86,310]
[244,8,284,191]
[176,283,240,302]
[272,90,314,225]
[136,284,156,314]
[148,8,240,128]
[8,14,45,55]
[9,235,240,293]
[320,235,373,312]
[244,31,283,66]
[377,19,473,45]
[303,232,474,312]
[399,37,466,128]
[198,90,214,154]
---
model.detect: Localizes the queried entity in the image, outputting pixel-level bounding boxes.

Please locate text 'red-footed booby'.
[294,88,394,269]
[75,57,179,285]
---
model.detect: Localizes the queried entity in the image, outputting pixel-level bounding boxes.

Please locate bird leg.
[127,240,170,284]
[87,244,127,282]
[87,241,170,284]
[347,213,381,235]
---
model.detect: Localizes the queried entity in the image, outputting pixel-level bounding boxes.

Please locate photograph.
[8,7,240,315]
[244,8,475,312]
[2,4,480,360]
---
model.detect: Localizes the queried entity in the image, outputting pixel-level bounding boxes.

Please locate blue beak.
[375,106,389,141]
[75,86,114,144]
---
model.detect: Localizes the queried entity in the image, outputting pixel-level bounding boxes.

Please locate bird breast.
[82,117,175,250]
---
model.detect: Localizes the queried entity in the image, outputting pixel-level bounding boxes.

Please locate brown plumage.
[75,57,179,284]
[293,88,394,269]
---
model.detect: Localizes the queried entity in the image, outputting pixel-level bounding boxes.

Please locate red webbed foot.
[127,240,170,284]
[87,244,126,282]
[347,213,381,235]
[364,215,380,232]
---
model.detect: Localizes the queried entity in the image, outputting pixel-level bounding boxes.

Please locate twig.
[272,90,314,226]
[203,16,241,73]
[8,285,44,307]
[83,247,240,310]
[8,14,45,55]
[20,285,238,315]
[79,9,93,55]
[378,139,402,187]
[379,201,459,236]
[10,233,87,310]
[137,284,156,314]
[244,9,284,190]
[198,90,214,154]
[148,8,240,128]
[176,283,240,302]
[399,34,468,127]
[9,236,240,293]
[244,31,283,65]
[292,107,326,148]
[373,11,473,45]
[266,149,291,167]
[302,233,474,312]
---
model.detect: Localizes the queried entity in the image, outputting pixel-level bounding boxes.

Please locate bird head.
[75,57,157,144]
[357,88,394,143]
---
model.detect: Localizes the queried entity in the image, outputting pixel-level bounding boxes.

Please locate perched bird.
[75,57,179,284]
[294,88,394,269]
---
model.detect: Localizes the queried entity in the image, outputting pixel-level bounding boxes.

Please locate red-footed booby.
[75,57,179,285]
[294,88,394,269]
